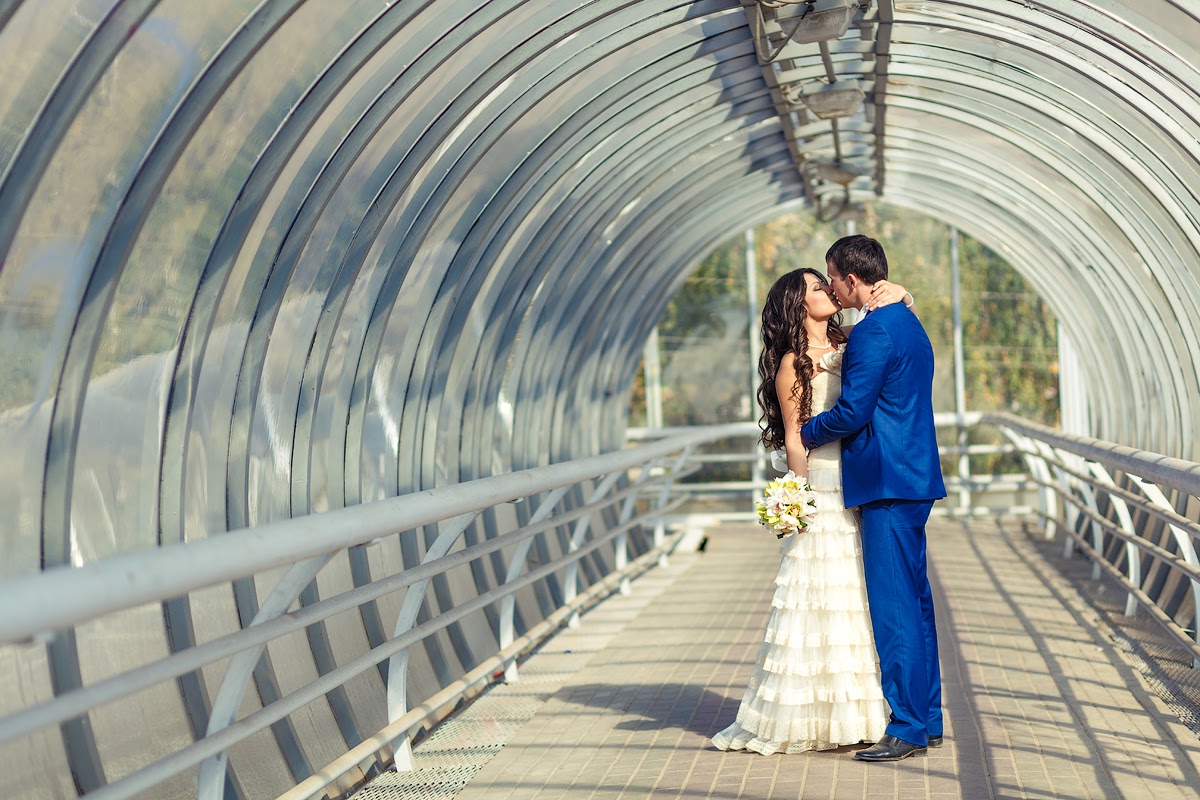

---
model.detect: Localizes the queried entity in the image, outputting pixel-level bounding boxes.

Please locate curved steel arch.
[876,2,1200,455]
[2,2,1200,797]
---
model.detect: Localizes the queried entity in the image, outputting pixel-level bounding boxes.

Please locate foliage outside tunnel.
[628,204,1060,482]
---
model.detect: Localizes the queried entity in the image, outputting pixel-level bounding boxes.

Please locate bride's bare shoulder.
[777,351,801,374]
[775,352,798,385]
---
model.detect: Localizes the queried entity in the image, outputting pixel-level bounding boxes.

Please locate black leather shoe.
[929,736,943,748]
[854,734,927,762]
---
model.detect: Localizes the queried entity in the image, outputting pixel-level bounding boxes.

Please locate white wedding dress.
[711,346,890,754]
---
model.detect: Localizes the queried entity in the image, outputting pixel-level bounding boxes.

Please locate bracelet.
[903,293,914,308]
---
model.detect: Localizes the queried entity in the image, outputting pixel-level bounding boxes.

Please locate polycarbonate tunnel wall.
[0,3,804,798]
[875,1,1200,457]
[1,1,1200,797]
[0,1,804,568]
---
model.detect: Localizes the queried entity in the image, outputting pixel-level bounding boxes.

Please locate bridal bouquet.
[755,471,818,539]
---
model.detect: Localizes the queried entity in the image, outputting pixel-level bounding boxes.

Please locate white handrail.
[987,412,1200,666]
[985,412,1200,497]
[0,422,751,800]
[0,423,750,646]
[7,415,1198,800]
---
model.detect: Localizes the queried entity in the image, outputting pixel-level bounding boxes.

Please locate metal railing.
[628,413,1038,519]
[0,424,750,800]
[3,415,1197,800]
[631,413,1200,666]
[988,412,1200,668]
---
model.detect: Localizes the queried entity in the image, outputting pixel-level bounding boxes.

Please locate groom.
[801,234,947,761]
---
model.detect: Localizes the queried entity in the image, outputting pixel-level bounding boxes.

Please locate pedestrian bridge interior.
[0,2,1198,799]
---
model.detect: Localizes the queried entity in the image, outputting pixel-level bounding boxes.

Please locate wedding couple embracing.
[712,234,947,762]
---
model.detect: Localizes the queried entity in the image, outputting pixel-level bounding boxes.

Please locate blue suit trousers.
[859,499,942,746]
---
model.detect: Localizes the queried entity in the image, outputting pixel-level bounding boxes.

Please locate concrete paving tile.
[359,521,1200,800]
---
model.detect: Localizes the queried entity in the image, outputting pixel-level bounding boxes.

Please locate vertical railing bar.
[654,444,699,564]
[1125,477,1200,668]
[1029,439,1074,548]
[384,510,484,772]
[997,428,1055,538]
[1086,463,1141,617]
[561,470,638,633]
[563,469,654,627]
[196,552,337,799]
[497,485,575,682]
[1058,449,1105,580]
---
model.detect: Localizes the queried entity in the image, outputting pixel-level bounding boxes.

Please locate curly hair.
[757,268,846,450]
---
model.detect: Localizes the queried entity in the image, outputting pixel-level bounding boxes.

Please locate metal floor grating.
[351,765,482,800]
[349,556,697,799]
[353,678,571,799]
[353,635,645,796]
[1026,527,1200,740]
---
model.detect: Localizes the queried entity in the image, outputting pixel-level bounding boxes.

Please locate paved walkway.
[361,519,1200,799]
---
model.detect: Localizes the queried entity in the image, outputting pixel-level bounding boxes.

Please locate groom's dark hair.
[826,234,888,284]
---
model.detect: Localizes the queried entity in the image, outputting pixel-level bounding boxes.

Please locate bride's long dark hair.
[757,268,846,450]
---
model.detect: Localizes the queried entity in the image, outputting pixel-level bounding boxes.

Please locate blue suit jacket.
[800,304,947,508]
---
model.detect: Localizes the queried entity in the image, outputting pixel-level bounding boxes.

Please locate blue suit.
[801,303,947,746]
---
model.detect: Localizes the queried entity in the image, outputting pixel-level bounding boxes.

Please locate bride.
[711,267,911,754]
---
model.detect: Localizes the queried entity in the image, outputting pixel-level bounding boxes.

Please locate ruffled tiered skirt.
[711,466,889,754]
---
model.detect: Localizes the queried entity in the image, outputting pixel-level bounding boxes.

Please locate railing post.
[746,228,764,489]
[499,487,572,683]
[615,488,635,596]
[563,472,636,628]
[652,445,696,567]
[653,519,667,566]
[950,226,970,514]
[1086,463,1140,617]
[1030,439,1075,546]
[1068,460,1106,580]
[385,511,482,772]
[618,478,652,596]
[196,553,336,799]
[1126,477,1200,668]
[998,427,1056,539]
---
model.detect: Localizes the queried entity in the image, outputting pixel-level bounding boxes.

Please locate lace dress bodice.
[805,346,844,490]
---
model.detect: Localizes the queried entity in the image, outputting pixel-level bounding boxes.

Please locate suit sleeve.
[801,322,892,449]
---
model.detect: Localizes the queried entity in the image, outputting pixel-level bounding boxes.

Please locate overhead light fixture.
[799,80,864,119]
[813,160,869,186]
[751,0,861,63]
[800,158,867,188]
[769,0,860,46]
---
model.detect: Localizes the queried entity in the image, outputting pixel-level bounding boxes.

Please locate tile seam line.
[440,553,706,798]
[929,522,1001,800]
[974,518,1179,790]
[993,519,1200,784]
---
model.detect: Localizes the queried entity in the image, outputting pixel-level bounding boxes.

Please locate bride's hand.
[865,280,913,311]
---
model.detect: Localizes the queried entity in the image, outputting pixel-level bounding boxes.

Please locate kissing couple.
[712,234,947,761]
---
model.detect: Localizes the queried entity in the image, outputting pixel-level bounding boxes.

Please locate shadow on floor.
[557,681,741,737]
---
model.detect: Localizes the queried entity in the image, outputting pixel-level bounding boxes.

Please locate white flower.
[753,470,818,539]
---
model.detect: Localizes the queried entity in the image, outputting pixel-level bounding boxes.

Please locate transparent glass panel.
[0,0,120,170]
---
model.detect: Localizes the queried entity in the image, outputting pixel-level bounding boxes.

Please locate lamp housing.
[776,0,859,46]
[800,80,864,119]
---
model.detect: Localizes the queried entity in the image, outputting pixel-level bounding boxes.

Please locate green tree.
[631,205,1060,461]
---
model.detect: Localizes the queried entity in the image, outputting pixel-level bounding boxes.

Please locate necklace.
[808,340,833,350]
